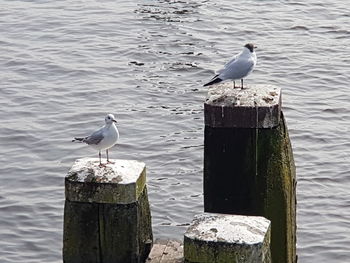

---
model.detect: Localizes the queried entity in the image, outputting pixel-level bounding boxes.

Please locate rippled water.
[0,0,349,262]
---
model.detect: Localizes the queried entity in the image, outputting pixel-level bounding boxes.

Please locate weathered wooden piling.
[63,158,153,263]
[184,213,271,263]
[204,83,297,263]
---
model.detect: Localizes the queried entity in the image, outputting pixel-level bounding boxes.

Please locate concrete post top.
[65,158,147,204]
[67,158,145,184]
[205,83,280,108]
[204,83,281,128]
[185,213,271,245]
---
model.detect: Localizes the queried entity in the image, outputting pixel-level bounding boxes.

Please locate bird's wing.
[216,68,225,74]
[216,54,238,74]
[208,73,220,81]
[84,127,105,145]
[221,57,255,80]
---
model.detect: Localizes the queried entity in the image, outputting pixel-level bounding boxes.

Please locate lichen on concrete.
[67,158,145,184]
[204,83,281,128]
[65,158,147,204]
[185,214,270,245]
[205,83,280,108]
[184,213,271,263]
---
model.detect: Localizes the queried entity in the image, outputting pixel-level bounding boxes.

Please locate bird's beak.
[254,45,258,49]
[113,120,117,123]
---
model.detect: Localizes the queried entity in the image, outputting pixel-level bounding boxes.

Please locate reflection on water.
[0,0,349,262]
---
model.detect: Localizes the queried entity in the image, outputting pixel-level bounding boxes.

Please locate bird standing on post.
[72,114,119,167]
[204,43,257,89]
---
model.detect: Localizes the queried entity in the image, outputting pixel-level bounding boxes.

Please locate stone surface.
[204,83,281,128]
[146,239,183,263]
[65,158,146,204]
[184,213,271,263]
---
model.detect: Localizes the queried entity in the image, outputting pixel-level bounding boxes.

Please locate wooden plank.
[146,240,183,263]
[146,243,167,263]
[161,240,183,263]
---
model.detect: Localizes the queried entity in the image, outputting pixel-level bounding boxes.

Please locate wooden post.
[63,158,153,263]
[184,213,271,263]
[204,83,297,263]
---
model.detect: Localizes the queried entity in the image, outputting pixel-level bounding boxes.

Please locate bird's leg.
[106,149,115,164]
[241,79,244,89]
[98,151,106,167]
[231,81,236,89]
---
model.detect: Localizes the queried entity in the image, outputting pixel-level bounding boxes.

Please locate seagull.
[203,43,257,89]
[72,114,119,167]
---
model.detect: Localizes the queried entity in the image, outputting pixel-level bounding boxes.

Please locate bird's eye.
[107,116,110,119]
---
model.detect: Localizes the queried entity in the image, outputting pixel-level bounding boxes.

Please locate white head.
[244,43,257,53]
[105,113,117,124]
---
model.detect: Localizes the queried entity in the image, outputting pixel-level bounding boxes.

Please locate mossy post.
[184,213,271,263]
[63,158,153,263]
[204,83,297,263]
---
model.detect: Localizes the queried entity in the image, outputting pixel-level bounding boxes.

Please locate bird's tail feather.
[203,77,223,87]
[72,137,84,143]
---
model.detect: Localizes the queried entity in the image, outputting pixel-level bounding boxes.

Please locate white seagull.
[72,114,119,167]
[204,43,257,88]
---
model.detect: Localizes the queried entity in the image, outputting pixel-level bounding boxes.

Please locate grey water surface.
[0,0,349,262]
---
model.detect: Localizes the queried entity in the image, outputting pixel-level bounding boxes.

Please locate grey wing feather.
[216,55,237,74]
[84,128,105,145]
[221,58,254,80]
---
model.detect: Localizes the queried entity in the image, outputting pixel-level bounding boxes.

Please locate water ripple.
[0,0,349,262]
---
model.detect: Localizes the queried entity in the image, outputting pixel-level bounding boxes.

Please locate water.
[0,0,349,262]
